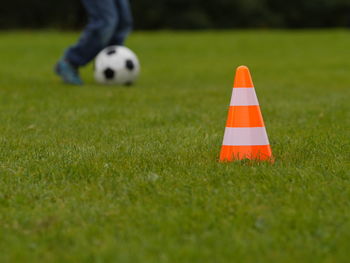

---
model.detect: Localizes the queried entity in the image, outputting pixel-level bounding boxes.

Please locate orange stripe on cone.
[219,66,273,162]
[226,106,265,127]
[220,145,272,161]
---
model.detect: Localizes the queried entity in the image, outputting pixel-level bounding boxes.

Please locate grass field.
[0,30,349,262]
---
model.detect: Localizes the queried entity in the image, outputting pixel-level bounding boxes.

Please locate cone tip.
[237,65,249,71]
[233,65,254,88]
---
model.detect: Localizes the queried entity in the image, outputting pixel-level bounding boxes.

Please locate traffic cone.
[219,66,273,162]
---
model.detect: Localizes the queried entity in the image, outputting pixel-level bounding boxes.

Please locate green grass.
[0,30,349,262]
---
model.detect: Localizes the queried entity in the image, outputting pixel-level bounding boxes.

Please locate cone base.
[220,145,273,162]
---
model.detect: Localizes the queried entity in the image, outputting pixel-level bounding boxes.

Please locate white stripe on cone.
[230,88,259,106]
[222,127,270,146]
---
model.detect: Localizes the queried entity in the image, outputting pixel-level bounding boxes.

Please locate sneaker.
[55,59,83,85]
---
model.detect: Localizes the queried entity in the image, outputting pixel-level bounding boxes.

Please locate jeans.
[64,0,133,67]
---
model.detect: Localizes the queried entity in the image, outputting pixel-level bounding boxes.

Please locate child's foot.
[55,59,83,85]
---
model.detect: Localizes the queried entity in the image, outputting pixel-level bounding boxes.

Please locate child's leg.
[64,0,118,67]
[108,0,133,46]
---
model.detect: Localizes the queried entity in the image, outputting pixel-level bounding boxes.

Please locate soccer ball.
[94,46,140,85]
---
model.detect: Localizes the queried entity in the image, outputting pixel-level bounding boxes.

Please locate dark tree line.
[1,0,349,29]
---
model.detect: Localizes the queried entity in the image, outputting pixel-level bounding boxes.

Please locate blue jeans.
[64,0,133,67]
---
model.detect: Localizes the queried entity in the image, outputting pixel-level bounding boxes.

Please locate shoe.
[55,59,83,85]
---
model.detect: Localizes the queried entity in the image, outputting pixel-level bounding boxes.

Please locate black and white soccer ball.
[94,46,140,85]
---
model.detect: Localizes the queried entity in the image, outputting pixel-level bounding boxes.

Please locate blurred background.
[1,0,350,30]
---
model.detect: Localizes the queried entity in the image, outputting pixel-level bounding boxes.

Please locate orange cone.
[219,66,273,162]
